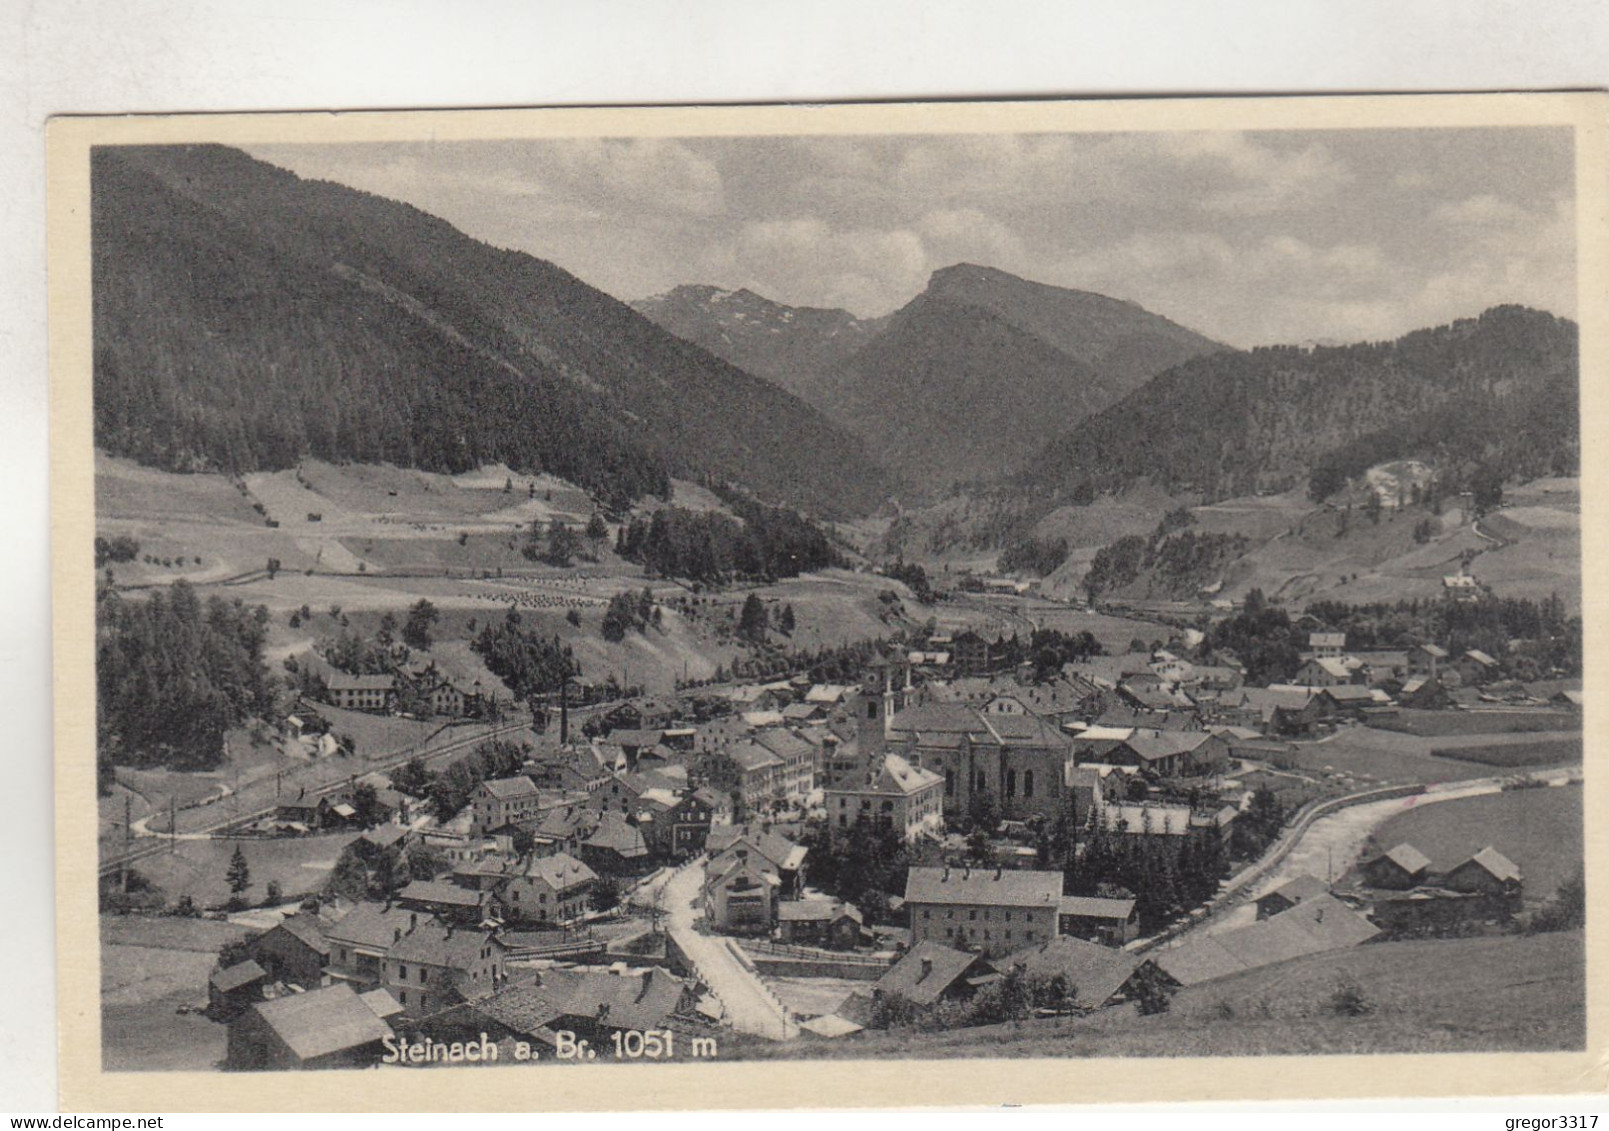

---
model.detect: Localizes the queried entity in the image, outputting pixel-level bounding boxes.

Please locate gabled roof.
[478,776,539,801]
[246,983,392,1061]
[1265,874,1329,906]
[474,967,690,1036]
[269,912,331,956]
[727,740,785,773]
[1453,846,1523,883]
[359,987,405,1020]
[326,672,395,692]
[805,684,850,704]
[1321,684,1377,703]
[874,942,989,1007]
[1414,643,1450,657]
[1154,894,1378,986]
[1308,632,1346,648]
[830,752,943,798]
[1121,731,1212,762]
[583,812,649,857]
[324,902,421,951]
[608,728,665,748]
[211,959,266,993]
[778,899,862,924]
[707,824,807,873]
[398,880,486,909]
[523,851,597,891]
[1463,649,1498,666]
[1005,935,1140,1009]
[753,727,815,764]
[1096,804,1193,836]
[904,866,1062,909]
[386,919,499,969]
[1304,657,1354,679]
[1057,895,1136,921]
[1376,843,1432,875]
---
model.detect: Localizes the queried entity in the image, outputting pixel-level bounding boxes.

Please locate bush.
[1328,978,1374,1017]
[1132,965,1173,1015]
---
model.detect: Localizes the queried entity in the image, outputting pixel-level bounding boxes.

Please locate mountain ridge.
[91,144,893,518]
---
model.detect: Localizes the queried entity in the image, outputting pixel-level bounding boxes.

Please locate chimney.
[995,868,1002,881]
[942,866,950,881]
[393,927,402,943]
[409,912,418,932]
[919,957,933,981]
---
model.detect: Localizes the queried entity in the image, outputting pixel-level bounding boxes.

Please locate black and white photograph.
[46,94,1605,1108]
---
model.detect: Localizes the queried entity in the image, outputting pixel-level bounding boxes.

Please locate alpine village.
[92,143,1583,1072]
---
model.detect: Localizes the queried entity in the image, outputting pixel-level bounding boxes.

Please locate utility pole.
[122,794,132,894]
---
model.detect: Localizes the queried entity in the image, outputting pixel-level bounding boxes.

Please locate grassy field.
[1435,737,1584,768]
[720,930,1584,1060]
[100,915,255,1071]
[1352,782,1583,903]
[1278,725,1578,789]
[1370,708,1581,737]
[128,832,359,909]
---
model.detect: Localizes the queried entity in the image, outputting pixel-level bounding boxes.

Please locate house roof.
[326,672,395,692]
[269,912,331,956]
[324,903,422,952]
[211,959,266,993]
[1309,633,1346,648]
[524,851,597,892]
[608,728,664,748]
[1264,874,1330,906]
[1005,935,1140,1009]
[479,776,540,801]
[473,967,690,1036]
[875,942,988,1007]
[584,813,649,857]
[1154,895,1377,986]
[727,741,785,773]
[1305,657,1354,679]
[805,684,850,704]
[1322,685,1377,703]
[1057,895,1136,921]
[904,866,1062,909]
[1096,803,1193,836]
[1463,649,1499,667]
[830,752,943,799]
[358,988,405,1020]
[398,880,486,909]
[1415,643,1451,657]
[753,727,815,764]
[778,899,862,924]
[708,825,808,873]
[1455,846,1523,883]
[799,1013,864,1038]
[386,919,499,969]
[246,983,392,1062]
[1121,731,1212,763]
[1375,843,1432,876]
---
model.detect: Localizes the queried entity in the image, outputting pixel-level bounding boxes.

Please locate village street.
[654,857,795,1040]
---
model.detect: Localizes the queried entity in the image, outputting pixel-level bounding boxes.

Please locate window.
[944,768,955,797]
[1025,930,1034,942]
[1006,769,1016,797]
[923,909,931,920]
[1005,930,1012,941]
[399,965,407,980]
[969,909,977,921]
[399,991,407,1005]
[1024,770,1034,798]
[1005,912,1012,922]
[983,909,990,921]
[945,927,954,938]
[420,969,428,984]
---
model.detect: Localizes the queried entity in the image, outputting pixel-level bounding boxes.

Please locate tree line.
[615,498,841,585]
[96,579,274,782]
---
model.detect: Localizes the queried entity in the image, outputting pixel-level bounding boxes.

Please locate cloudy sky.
[248,126,1574,348]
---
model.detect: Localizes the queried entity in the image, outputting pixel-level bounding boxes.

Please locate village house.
[469,776,543,836]
[903,865,1062,957]
[1005,934,1144,1009]
[380,918,508,1019]
[753,727,818,802]
[324,672,396,714]
[1456,649,1501,686]
[1443,574,1481,602]
[226,982,394,1071]
[824,751,945,842]
[1151,894,1379,987]
[501,850,596,925]
[665,788,717,859]
[1407,643,1450,679]
[324,903,422,988]
[580,810,652,875]
[421,966,701,1053]
[1443,846,1523,899]
[949,630,996,677]
[777,900,865,950]
[1397,675,1453,710]
[1102,730,1229,778]
[249,911,331,989]
[1056,895,1140,946]
[863,941,998,1015]
[707,825,808,899]
[1308,632,1347,659]
[703,850,781,934]
[1254,874,1331,920]
[721,739,786,814]
[529,803,598,857]
[208,959,268,1019]
[1359,843,1433,890]
[1292,656,1355,688]
[396,879,501,925]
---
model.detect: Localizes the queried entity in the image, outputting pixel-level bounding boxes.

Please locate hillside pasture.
[1366,707,1580,738]
[1352,782,1582,904]
[128,832,360,910]
[721,930,1583,1059]
[1279,727,1519,788]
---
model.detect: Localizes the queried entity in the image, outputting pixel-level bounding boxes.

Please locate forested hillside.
[91,145,892,517]
[1018,306,1579,506]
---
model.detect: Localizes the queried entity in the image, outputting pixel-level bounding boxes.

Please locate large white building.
[824,751,944,842]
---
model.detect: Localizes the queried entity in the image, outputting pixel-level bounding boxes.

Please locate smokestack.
[560,680,570,746]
